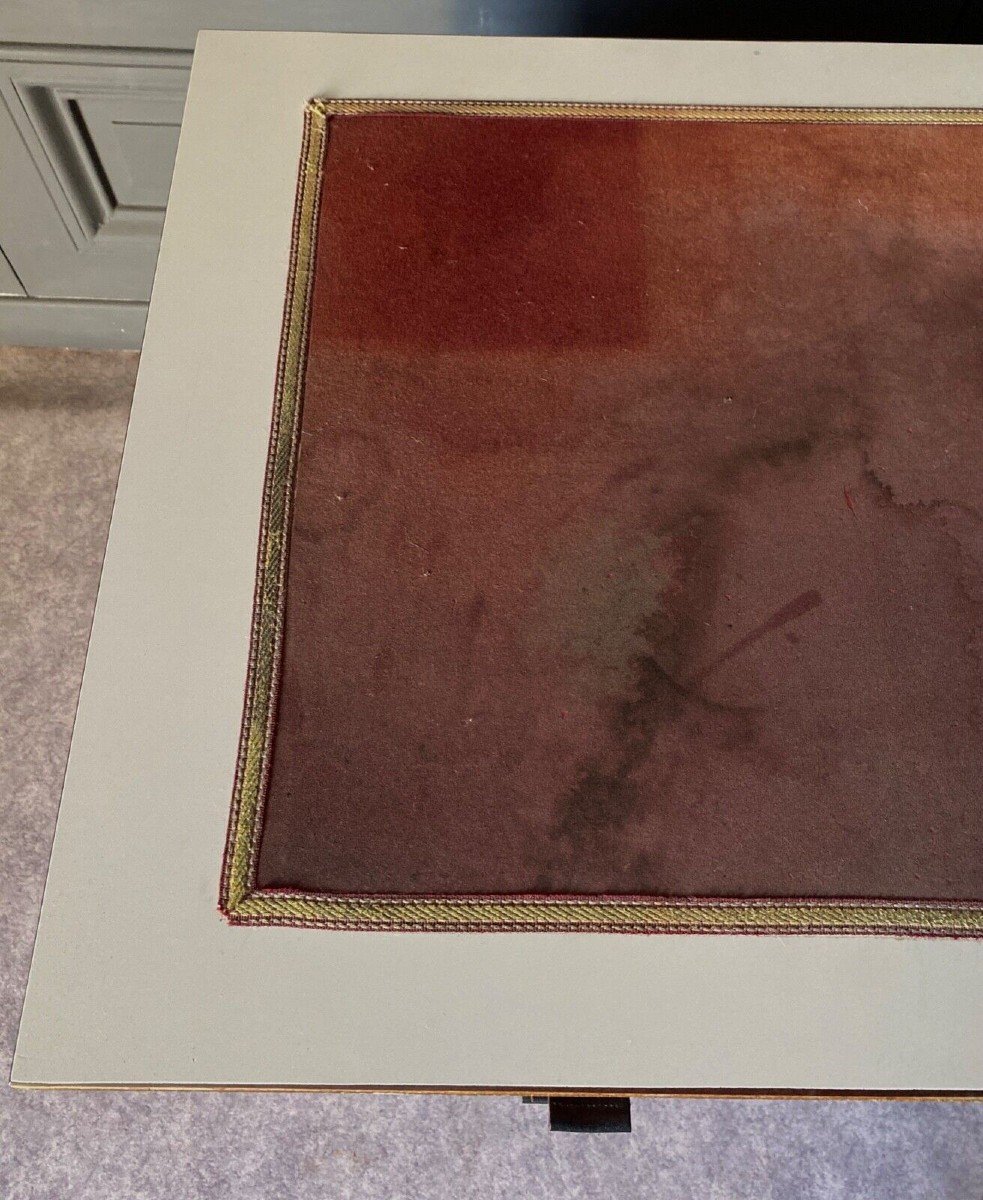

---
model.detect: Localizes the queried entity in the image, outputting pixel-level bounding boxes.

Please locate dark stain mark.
[862,457,901,507]
[550,630,763,862]
[373,644,396,679]
[552,656,686,850]
[465,592,487,644]
[599,457,661,497]
[863,455,983,527]
[686,590,823,687]
[755,435,815,469]
[649,505,729,681]
[457,591,487,703]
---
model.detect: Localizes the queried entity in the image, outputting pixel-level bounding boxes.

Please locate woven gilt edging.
[219,98,983,935]
[227,894,983,935]
[309,99,983,124]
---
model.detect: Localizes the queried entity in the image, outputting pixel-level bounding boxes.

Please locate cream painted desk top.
[13,31,983,1093]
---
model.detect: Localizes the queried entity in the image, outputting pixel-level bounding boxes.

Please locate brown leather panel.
[255,113,983,900]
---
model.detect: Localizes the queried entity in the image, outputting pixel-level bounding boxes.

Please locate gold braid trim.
[230,894,983,935]
[310,99,983,123]
[219,98,983,934]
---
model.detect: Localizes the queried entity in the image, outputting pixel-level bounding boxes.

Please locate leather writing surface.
[249,112,983,910]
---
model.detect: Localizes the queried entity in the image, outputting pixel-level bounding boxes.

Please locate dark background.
[572,0,983,41]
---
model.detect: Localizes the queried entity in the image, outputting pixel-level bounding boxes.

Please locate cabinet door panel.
[0,53,190,300]
[0,246,25,296]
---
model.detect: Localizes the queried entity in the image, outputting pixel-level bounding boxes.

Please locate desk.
[13,32,983,1095]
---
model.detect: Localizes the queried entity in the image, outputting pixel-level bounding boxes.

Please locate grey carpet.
[1,345,980,1199]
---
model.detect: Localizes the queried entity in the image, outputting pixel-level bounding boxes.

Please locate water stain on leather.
[552,641,757,857]
[533,416,858,888]
[538,503,754,880]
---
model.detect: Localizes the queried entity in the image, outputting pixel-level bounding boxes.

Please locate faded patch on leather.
[314,114,649,352]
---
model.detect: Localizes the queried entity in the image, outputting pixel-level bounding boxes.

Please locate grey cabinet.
[0,5,568,348]
[1,49,190,301]
[0,47,190,347]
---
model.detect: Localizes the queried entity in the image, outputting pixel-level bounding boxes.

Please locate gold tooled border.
[220,99,983,935]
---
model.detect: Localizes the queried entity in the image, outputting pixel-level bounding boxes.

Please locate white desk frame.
[13,32,983,1092]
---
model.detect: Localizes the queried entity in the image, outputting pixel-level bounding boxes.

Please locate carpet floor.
[0,345,980,1199]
